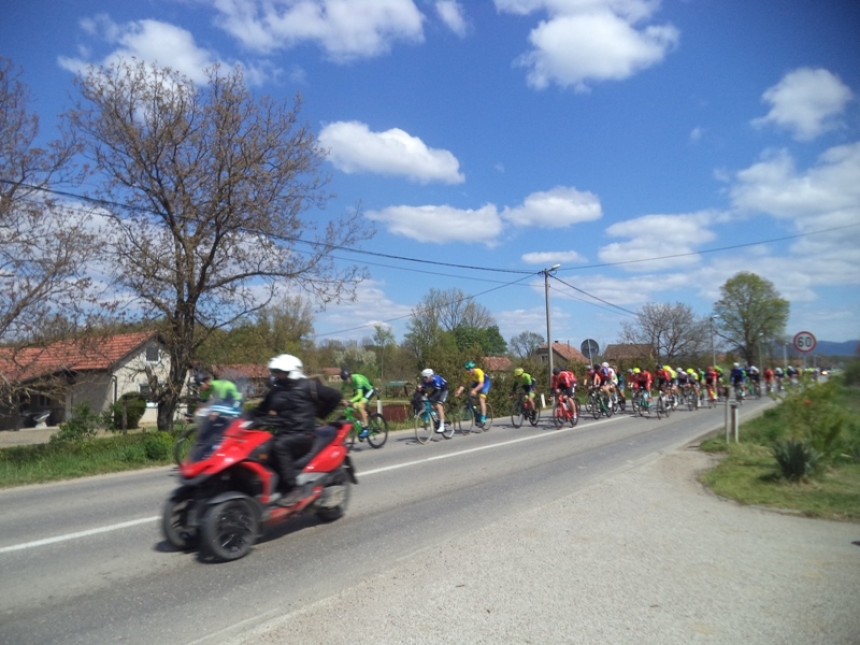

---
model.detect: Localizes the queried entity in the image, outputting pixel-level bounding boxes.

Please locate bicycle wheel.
[602,394,614,418]
[414,410,434,445]
[655,396,665,419]
[527,400,541,427]
[590,394,601,419]
[440,412,455,439]
[481,402,494,431]
[366,413,389,448]
[686,391,696,411]
[568,398,580,427]
[510,398,524,428]
[345,424,356,450]
[552,402,565,428]
[456,402,474,434]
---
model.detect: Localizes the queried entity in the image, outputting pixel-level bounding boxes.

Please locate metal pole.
[543,264,560,387]
[711,315,718,367]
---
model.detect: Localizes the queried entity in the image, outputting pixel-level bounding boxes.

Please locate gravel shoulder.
[237,446,860,645]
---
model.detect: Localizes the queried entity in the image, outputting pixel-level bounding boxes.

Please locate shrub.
[50,402,102,443]
[143,434,171,461]
[772,440,820,481]
[110,393,147,431]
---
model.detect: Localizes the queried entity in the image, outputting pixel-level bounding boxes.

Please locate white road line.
[0,516,158,554]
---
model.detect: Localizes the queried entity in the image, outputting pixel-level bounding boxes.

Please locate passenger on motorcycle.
[252,354,342,506]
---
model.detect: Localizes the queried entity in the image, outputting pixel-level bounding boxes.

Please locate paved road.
[236,445,860,645]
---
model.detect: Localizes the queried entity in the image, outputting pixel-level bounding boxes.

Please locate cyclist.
[340,368,375,439]
[455,360,490,427]
[418,368,448,434]
[748,365,761,395]
[195,370,242,410]
[773,366,783,391]
[551,366,577,415]
[510,367,537,411]
[598,362,618,404]
[685,368,700,406]
[730,362,746,399]
[704,366,719,402]
[631,367,653,407]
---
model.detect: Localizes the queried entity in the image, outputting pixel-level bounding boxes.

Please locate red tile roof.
[483,356,512,372]
[539,343,589,364]
[0,331,160,383]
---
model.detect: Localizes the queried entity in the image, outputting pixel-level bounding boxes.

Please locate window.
[145,346,159,362]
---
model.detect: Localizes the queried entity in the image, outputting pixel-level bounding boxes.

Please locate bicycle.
[510,391,540,428]
[414,395,454,444]
[551,392,579,428]
[587,387,615,419]
[657,386,674,417]
[682,385,698,411]
[344,403,388,449]
[454,394,494,433]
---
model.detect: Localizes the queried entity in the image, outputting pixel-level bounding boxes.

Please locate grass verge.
[698,376,860,522]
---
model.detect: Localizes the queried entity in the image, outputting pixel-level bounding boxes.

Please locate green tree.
[67,60,370,430]
[714,272,789,366]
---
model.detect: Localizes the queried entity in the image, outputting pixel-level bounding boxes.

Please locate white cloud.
[521,250,586,265]
[211,0,425,61]
[599,212,717,271]
[58,15,225,84]
[436,1,468,37]
[365,204,503,245]
[501,186,602,227]
[318,121,465,184]
[496,0,679,91]
[752,68,854,142]
[731,143,860,223]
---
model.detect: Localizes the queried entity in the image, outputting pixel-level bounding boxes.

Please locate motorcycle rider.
[251,354,341,506]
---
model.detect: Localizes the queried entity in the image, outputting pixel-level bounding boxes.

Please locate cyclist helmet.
[676,366,684,373]
[340,367,351,381]
[733,362,739,368]
[633,367,641,374]
[601,361,609,368]
[750,365,759,373]
[421,368,434,378]
[686,368,695,374]
[514,368,524,377]
[194,370,212,386]
[464,361,476,370]
[553,367,561,375]
[268,354,305,380]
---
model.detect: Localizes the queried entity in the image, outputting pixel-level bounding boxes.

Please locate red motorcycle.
[162,404,357,562]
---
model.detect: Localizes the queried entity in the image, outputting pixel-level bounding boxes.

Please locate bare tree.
[621,302,707,365]
[0,58,103,419]
[66,60,370,429]
[509,331,545,360]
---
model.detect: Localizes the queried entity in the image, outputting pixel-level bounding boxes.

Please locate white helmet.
[421,368,434,378]
[601,362,609,368]
[268,354,305,380]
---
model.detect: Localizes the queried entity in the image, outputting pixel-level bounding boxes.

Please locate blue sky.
[3,0,860,348]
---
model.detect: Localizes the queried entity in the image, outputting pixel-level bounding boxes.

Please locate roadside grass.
[699,376,860,522]
[0,430,179,488]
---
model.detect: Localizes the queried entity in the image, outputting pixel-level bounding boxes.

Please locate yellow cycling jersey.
[470,368,487,387]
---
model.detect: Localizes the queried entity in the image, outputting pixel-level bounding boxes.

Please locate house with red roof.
[0,331,171,430]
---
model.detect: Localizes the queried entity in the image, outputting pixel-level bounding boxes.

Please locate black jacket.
[252,378,341,434]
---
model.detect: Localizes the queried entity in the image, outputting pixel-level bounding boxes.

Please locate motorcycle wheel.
[201,497,259,562]
[162,494,198,551]
[316,468,352,522]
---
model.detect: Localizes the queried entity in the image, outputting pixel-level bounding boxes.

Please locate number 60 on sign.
[793,331,816,353]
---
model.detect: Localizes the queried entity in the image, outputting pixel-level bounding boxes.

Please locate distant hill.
[777,339,859,359]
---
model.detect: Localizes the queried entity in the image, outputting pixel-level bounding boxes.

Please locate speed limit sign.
[793,331,816,353]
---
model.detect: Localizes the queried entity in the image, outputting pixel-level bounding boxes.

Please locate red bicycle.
[552,392,580,428]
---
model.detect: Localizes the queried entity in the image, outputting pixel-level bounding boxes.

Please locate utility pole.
[543,264,561,385]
